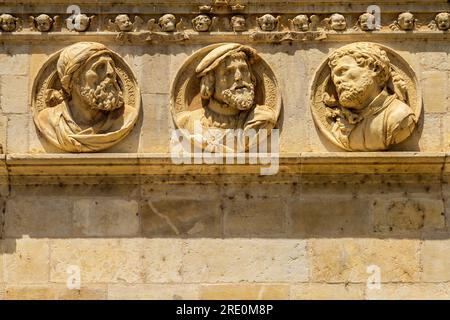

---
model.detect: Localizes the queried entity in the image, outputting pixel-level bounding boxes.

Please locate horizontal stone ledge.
[1,31,450,44]
[1,152,449,177]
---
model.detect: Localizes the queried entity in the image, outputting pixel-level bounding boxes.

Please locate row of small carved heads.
[1,11,450,33]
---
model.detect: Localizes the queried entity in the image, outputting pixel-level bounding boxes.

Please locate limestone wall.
[1,0,450,299]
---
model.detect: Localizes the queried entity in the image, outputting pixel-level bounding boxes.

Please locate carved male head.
[328,43,391,109]
[57,42,124,112]
[192,14,211,32]
[292,15,309,31]
[435,12,450,30]
[330,13,347,31]
[397,12,415,30]
[196,44,257,111]
[358,12,376,31]
[0,14,17,32]
[159,14,176,32]
[115,14,133,31]
[36,14,53,32]
[257,14,277,31]
[231,15,246,32]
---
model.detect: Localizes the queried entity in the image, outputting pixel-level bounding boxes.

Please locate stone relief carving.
[257,14,281,32]
[192,14,216,32]
[32,42,140,152]
[108,14,143,32]
[289,14,309,32]
[170,43,281,151]
[66,14,95,32]
[0,13,22,32]
[230,15,246,32]
[310,42,421,151]
[158,14,177,32]
[428,12,450,31]
[29,14,60,32]
[390,12,418,31]
[354,12,378,31]
[324,13,347,31]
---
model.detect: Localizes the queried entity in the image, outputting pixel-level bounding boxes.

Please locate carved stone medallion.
[170,43,281,151]
[32,42,141,152]
[310,42,421,151]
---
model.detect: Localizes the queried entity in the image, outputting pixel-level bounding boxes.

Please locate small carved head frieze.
[257,14,280,32]
[159,14,176,32]
[114,14,133,32]
[0,13,20,32]
[290,14,309,32]
[31,14,58,32]
[192,14,212,32]
[230,15,246,32]
[66,14,94,32]
[391,12,417,31]
[328,13,347,31]
[357,12,377,31]
[433,12,450,31]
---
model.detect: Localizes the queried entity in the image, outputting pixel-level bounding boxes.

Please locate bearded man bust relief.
[171,43,281,151]
[311,42,420,151]
[33,42,140,152]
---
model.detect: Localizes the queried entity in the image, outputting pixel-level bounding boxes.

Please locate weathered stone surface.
[311,239,421,283]
[142,239,183,283]
[421,71,448,113]
[291,284,365,300]
[108,284,199,300]
[50,239,144,284]
[200,284,290,300]
[371,198,445,233]
[288,199,370,236]
[182,239,308,283]
[4,285,107,300]
[6,114,29,153]
[0,75,29,114]
[5,197,73,238]
[366,284,450,300]
[73,199,139,237]
[223,199,286,237]
[422,240,450,282]
[0,45,30,76]
[141,199,221,237]
[3,239,49,284]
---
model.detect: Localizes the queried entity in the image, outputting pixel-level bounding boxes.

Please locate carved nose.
[235,69,242,82]
[106,62,115,78]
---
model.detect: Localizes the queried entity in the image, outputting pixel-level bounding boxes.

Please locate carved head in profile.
[231,15,246,32]
[328,43,391,110]
[35,14,54,32]
[192,14,212,32]
[115,14,133,31]
[397,12,415,30]
[358,12,376,31]
[330,13,347,31]
[435,12,450,30]
[197,44,257,112]
[34,42,140,152]
[159,14,176,32]
[0,13,18,32]
[292,14,309,31]
[257,14,277,31]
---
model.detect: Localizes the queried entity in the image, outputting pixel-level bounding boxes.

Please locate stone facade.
[1,0,450,300]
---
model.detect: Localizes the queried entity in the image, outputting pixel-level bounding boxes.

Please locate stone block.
[73,198,140,237]
[422,240,450,282]
[141,199,221,237]
[6,114,29,153]
[289,198,370,237]
[5,197,73,238]
[371,198,445,233]
[311,239,421,283]
[108,284,199,300]
[0,45,30,76]
[421,71,448,113]
[200,284,290,300]
[0,75,29,114]
[142,239,183,283]
[366,284,450,300]
[4,285,107,300]
[182,239,309,283]
[291,284,365,300]
[3,239,49,284]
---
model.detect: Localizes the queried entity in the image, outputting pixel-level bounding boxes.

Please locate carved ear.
[276,15,283,31]
[133,16,144,31]
[176,18,186,32]
[147,18,159,32]
[28,16,36,30]
[107,18,116,31]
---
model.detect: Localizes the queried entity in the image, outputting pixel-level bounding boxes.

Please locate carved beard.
[221,82,255,111]
[336,76,374,109]
[80,77,124,112]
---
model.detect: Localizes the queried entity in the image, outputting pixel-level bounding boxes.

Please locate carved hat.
[195,43,256,77]
[57,42,110,93]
